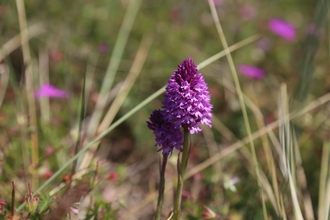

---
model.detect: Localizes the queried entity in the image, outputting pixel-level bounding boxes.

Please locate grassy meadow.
[0,0,329,219]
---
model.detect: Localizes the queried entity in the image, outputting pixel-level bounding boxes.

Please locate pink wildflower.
[99,43,109,54]
[35,84,68,99]
[107,172,119,181]
[212,0,223,6]
[240,5,256,21]
[45,146,55,156]
[50,50,64,62]
[256,37,273,52]
[42,170,54,180]
[238,64,266,79]
[268,18,296,41]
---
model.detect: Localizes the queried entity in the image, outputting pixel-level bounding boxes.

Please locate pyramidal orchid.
[147,58,212,220]
[168,58,212,220]
[147,109,183,220]
[163,57,212,134]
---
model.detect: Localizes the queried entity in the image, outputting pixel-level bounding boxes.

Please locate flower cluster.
[163,58,212,134]
[147,109,183,155]
[147,58,212,154]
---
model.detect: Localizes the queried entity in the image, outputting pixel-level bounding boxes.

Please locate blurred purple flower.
[238,64,266,79]
[35,84,68,99]
[99,43,109,54]
[256,37,273,52]
[147,109,183,155]
[45,146,55,156]
[307,23,324,38]
[213,0,223,6]
[268,18,296,41]
[239,5,256,21]
[163,58,212,134]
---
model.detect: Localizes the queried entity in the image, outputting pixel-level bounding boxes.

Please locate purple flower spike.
[35,84,68,99]
[147,109,183,155]
[268,18,296,42]
[163,58,212,134]
[238,64,266,79]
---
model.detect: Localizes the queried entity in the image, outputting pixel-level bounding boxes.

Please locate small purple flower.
[99,43,109,54]
[163,58,212,134]
[239,5,256,21]
[238,64,266,79]
[268,18,296,42]
[256,37,273,52]
[307,23,324,38]
[147,109,183,155]
[212,0,223,6]
[35,84,68,99]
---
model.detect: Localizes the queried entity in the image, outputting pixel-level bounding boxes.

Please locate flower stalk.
[155,154,168,220]
[173,125,190,220]
[147,58,212,219]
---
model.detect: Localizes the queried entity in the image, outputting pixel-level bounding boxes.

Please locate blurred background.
[0,0,329,219]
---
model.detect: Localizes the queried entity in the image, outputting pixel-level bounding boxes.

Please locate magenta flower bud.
[163,58,212,134]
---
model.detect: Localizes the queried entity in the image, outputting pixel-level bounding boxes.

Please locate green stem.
[155,154,168,220]
[173,125,190,220]
[11,181,15,217]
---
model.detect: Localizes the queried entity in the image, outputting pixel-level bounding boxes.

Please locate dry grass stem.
[38,49,50,123]
[15,0,39,190]
[207,0,268,218]
[77,0,142,172]
[125,91,330,219]
[77,35,151,178]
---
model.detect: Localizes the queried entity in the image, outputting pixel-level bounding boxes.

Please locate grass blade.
[77,0,143,170]
[207,0,268,218]
[293,0,329,102]
[318,141,330,220]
